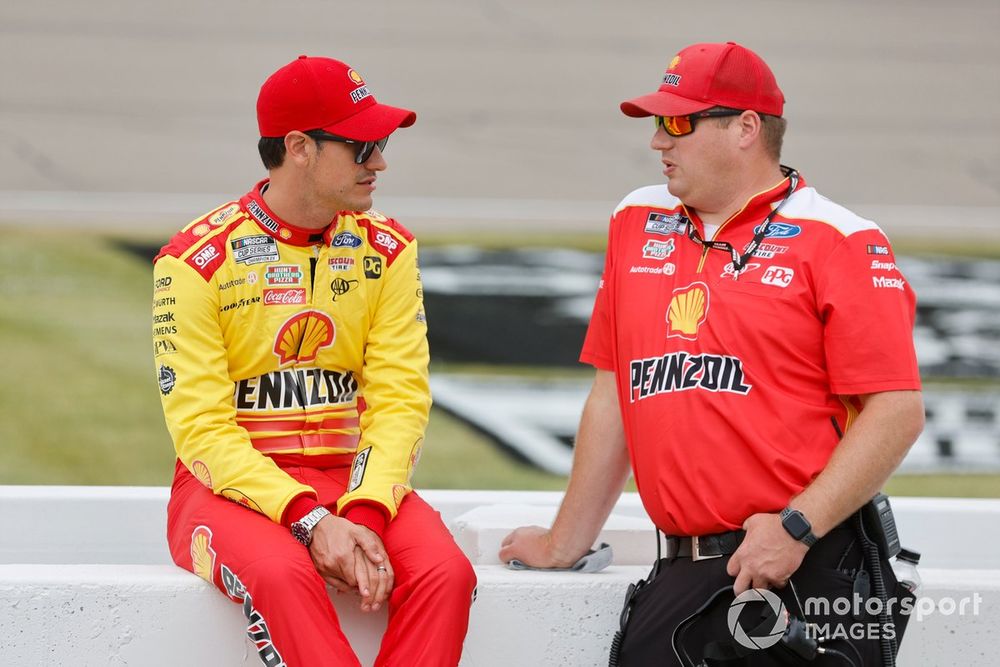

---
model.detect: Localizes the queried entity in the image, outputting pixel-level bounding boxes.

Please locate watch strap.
[291,505,331,547]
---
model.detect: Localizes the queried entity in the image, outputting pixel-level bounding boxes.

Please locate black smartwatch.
[780,507,818,547]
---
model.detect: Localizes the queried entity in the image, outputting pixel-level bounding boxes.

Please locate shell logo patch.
[667,282,709,340]
[191,526,217,583]
[348,68,365,85]
[192,460,213,489]
[669,55,681,70]
[392,484,409,509]
[273,310,335,364]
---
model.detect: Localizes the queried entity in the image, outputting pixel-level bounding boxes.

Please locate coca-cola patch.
[264,288,306,306]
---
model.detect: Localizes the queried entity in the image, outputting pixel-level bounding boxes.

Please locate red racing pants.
[167,458,477,667]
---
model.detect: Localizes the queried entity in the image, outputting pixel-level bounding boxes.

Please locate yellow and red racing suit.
[152,179,429,533]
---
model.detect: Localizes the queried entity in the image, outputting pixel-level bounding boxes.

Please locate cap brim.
[323,103,416,142]
[620,91,713,118]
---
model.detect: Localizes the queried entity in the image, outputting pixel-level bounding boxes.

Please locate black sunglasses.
[304,130,388,164]
[684,167,800,271]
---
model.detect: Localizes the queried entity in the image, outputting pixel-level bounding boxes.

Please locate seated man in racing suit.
[152,55,476,667]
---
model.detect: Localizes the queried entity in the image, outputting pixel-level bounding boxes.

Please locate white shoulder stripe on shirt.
[780,187,883,237]
[613,184,681,216]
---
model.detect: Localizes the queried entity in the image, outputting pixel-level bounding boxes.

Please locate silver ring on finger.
[377,566,387,573]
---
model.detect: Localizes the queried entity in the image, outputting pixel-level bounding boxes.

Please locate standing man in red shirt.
[154,56,475,666]
[501,42,923,665]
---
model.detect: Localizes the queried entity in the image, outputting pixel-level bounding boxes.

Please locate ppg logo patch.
[761,266,795,288]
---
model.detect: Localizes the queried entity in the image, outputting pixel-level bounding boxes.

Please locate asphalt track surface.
[1,0,998,238]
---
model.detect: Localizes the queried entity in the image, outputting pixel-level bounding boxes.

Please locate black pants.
[617,523,914,666]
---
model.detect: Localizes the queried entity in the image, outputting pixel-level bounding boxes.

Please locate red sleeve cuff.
[280,494,321,529]
[343,502,390,538]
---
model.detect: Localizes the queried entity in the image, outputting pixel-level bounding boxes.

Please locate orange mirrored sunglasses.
[653,109,744,137]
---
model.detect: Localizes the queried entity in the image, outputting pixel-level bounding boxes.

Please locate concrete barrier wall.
[2,487,998,666]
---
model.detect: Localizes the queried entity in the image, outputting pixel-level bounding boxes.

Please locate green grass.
[884,474,1000,498]
[0,227,997,499]
[0,230,175,484]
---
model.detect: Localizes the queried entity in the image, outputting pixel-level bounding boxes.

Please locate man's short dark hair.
[759,115,787,161]
[258,136,286,169]
[714,110,786,161]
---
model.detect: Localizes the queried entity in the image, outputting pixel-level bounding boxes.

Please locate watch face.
[783,511,811,540]
[291,522,311,546]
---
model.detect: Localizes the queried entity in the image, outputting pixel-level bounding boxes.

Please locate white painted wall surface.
[2,487,998,666]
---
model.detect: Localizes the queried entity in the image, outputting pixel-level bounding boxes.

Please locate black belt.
[664,530,746,561]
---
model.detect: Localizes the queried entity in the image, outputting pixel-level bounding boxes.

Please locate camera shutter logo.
[727,588,787,650]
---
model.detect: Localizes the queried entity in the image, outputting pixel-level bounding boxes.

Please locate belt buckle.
[691,535,722,561]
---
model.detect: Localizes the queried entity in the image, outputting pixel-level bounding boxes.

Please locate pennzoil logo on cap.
[663,55,682,86]
[347,68,371,103]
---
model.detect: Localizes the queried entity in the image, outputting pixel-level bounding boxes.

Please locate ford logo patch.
[332,232,363,248]
[754,222,801,238]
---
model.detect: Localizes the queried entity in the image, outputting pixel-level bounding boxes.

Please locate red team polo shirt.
[580,174,921,536]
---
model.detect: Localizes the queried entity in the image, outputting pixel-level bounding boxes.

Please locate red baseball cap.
[620,42,784,118]
[257,55,416,142]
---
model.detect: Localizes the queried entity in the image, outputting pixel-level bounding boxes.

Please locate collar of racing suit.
[241,179,347,247]
[681,169,808,239]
